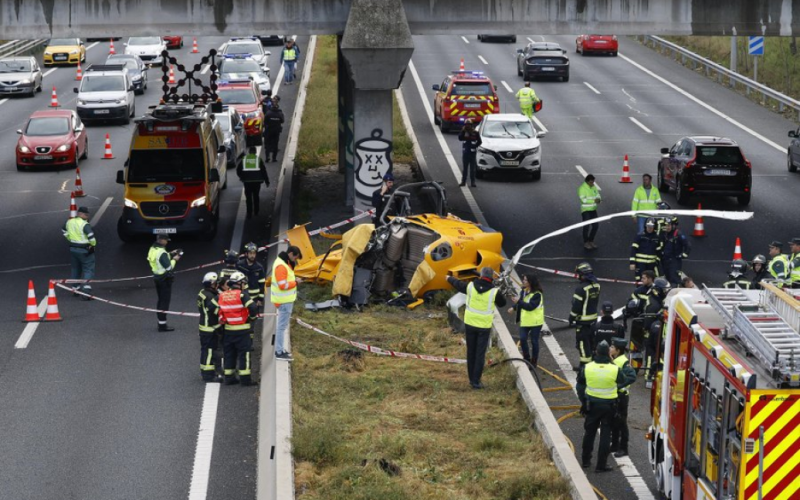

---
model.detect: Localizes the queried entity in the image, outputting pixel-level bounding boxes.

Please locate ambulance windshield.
[127,149,205,182]
[451,83,492,96]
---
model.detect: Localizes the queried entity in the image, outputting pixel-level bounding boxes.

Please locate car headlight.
[115,98,125,104]
[70,50,78,55]
[56,144,70,152]
[190,196,207,208]
[44,51,51,56]
[477,147,491,154]
[18,145,31,153]
[20,78,31,84]
[523,146,540,155]
[124,198,139,209]
[78,99,87,106]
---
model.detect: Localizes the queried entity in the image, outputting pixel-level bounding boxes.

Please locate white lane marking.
[187,382,221,500]
[583,81,601,94]
[532,115,548,134]
[619,52,785,152]
[621,88,637,102]
[629,117,653,134]
[501,80,513,93]
[575,164,601,191]
[478,55,489,65]
[408,60,485,218]
[15,298,48,349]
[43,68,58,78]
[461,36,470,44]
[90,197,113,225]
[86,42,99,51]
[527,37,536,43]
[0,98,8,107]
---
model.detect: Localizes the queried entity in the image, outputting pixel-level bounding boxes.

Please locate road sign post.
[748,36,764,87]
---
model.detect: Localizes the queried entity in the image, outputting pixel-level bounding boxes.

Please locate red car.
[16,110,88,171]
[162,35,184,49]
[217,79,264,145]
[576,35,618,56]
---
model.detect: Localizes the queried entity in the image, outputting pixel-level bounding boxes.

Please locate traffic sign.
[749,36,764,55]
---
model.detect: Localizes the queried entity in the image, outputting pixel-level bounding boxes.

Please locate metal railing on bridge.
[0,39,46,59]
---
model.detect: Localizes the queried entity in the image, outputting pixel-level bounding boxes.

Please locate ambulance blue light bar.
[451,70,486,77]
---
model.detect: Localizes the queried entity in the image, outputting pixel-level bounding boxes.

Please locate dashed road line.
[188,383,221,500]
[583,82,601,94]
[478,55,489,65]
[629,117,653,134]
[575,164,601,191]
[0,98,8,107]
[532,115,548,134]
[90,197,113,225]
[501,80,513,93]
[86,41,100,50]
[461,36,470,44]
[15,298,48,349]
[43,68,58,78]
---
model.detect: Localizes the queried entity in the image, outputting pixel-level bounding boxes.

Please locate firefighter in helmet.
[643,277,670,388]
[723,259,751,289]
[750,254,769,290]
[568,262,601,371]
[197,272,222,383]
[219,271,259,386]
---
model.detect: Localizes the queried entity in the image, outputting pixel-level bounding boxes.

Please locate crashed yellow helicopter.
[285,182,505,307]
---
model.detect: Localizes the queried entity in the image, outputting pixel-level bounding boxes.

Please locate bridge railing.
[0,39,46,59]
[637,35,800,120]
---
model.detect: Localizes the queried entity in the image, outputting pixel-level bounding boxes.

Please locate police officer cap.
[383,172,394,182]
[596,340,610,356]
[77,206,90,215]
[791,237,800,246]
[601,301,614,314]
[769,240,783,249]
[611,337,627,350]
[156,234,171,241]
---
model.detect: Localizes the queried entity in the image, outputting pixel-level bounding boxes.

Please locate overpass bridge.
[2,0,794,210]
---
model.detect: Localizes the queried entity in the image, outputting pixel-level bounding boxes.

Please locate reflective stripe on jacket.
[270,256,297,304]
[630,186,662,215]
[242,154,259,171]
[584,362,620,400]
[578,182,600,213]
[63,217,96,249]
[148,245,174,276]
[520,291,544,327]
[789,253,800,284]
[570,281,601,323]
[282,48,297,61]
[197,288,220,333]
[613,355,631,395]
[219,289,251,331]
[515,87,537,107]
[769,254,790,284]
[464,281,498,329]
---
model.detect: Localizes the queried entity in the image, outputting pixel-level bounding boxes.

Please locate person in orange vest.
[219,271,259,385]
[271,245,303,360]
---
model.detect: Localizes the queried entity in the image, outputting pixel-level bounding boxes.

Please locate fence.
[0,39,46,59]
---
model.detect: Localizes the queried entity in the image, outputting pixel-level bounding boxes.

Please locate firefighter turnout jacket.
[197,287,220,333]
[219,288,257,332]
[661,229,691,261]
[723,276,753,290]
[630,231,662,268]
[570,278,601,324]
[238,258,266,301]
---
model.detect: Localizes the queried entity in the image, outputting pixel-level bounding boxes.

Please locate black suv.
[657,136,752,206]
[516,42,569,82]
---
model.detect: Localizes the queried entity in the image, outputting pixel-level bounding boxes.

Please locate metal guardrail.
[0,39,46,59]
[637,35,800,117]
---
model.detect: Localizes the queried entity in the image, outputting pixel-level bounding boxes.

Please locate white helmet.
[202,272,218,285]
[229,271,246,285]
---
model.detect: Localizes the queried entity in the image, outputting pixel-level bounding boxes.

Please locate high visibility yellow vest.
[516,87,537,107]
[520,291,544,327]
[578,182,600,213]
[242,154,259,171]
[283,48,297,61]
[464,281,498,329]
[148,245,175,276]
[769,254,790,283]
[790,253,800,284]
[613,355,630,395]
[270,256,297,304]
[630,186,662,215]
[585,362,620,400]
[64,217,95,248]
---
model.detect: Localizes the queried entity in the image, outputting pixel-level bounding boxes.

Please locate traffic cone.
[192,37,199,53]
[102,133,114,159]
[459,58,465,71]
[75,61,83,81]
[109,39,116,55]
[73,167,86,197]
[23,280,39,322]
[692,203,706,237]
[44,281,63,322]
[49,86,59,108]
[733,237,743,260]
[619,154,632,183]
[168,65,176,84]
[69,191,77,218]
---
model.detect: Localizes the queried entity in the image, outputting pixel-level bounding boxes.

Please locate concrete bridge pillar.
[339,0,414,212]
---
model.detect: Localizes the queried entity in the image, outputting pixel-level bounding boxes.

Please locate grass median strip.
[291,284,571,500]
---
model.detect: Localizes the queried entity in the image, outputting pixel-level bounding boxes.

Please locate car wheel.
[222,169,228,190]
[675,177,690,206]
[523,72,531,82]
[16,164,26,171]
[37,82,42,92]
[72,149,80,169]
[80,139,88,160]
[563,74,570,82]
[117,218,134,243]
[531,170,541,181]
[439,118,449,133]
[612,51,619,57]
[789,154,798,173]
[576,44,580,53]
[737,192,751,206]
[477,35,483,42]
[130,104,135,118]
[433,109,440,125]
[510,36,517,43]
[517,63,523,77]
[657,166,669,192]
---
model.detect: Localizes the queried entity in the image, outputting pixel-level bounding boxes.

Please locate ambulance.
[431,70,499,132]
[116,102,228,241]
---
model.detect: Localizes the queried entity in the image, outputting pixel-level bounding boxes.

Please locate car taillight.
[684,159,694,170]
[745,159,752,169]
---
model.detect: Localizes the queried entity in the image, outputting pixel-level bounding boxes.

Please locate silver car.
[0,57,43,97]
[216,106,247,169]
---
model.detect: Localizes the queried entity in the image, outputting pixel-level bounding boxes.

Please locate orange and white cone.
[23,280,39,323]
[75,61,83,81]
[109,39,116,55]
[44,281,62,322]
[49,86,59,108]
[619,154,632,183]
[168,65,176,84]
[192,37,199,53]
[69,191,78,218]
[103,133,114,159]
[692,203,706,237]
[73,167,86,197]
[733,237,743,260]
[459,58,465,71]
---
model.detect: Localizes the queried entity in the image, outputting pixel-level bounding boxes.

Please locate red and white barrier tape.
[54,282,276,318]
[296,318,467,364]
[307,209,375,236]
[517,263,640,286]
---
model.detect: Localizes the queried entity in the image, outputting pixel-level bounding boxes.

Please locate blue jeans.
[636,217,647,234]
[283,61,297,83]
[275,301,294,354]
[70,249,95,291]
[519,325,542,363]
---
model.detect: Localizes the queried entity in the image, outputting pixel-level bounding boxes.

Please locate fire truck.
[647,283,800,500]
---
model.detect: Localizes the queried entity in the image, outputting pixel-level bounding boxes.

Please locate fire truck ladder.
[703,286,800,387]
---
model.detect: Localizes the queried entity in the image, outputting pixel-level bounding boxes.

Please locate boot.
[530,356,538,369]
[224,375,239,385]
[614,450,628,458]
[202,374,223,383]
[158,324,175,332]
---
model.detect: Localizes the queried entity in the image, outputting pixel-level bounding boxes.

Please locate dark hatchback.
[657,136,752,206]
[516,42,570,82]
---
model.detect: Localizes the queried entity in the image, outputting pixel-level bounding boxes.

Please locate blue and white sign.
[749,36,764,55]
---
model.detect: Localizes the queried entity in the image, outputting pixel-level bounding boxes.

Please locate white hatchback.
[124,36,167,65]
[476,114,545,180]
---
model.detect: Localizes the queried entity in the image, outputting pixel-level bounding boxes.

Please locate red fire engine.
[648,283,800,500]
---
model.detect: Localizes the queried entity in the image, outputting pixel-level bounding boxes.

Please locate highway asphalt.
[401,34,799,499]
[0,36,306,500]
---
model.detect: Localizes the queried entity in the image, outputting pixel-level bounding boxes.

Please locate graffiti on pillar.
[354,129,393,206]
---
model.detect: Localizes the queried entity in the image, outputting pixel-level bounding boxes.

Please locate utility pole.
[730,28,738,88]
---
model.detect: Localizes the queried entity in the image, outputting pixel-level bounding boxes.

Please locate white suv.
[476,114,545,181]
[221,37,270,71]
[124,36,167,65]
[74,65,136,124]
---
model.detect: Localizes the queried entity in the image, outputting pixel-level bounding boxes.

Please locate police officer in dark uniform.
[197,272,223,383]
[263,99,285,162]
[578,340,625,472]
[661,217,691,286]
[642,278,669,387]
[237,242,266,306]
[590,301,625,356]
[609,337,636,457]
[457,120,481,187]
[569,262,601,371]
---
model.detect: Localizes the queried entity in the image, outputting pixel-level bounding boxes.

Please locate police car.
[221,37,270,72]
[218,55,271,95]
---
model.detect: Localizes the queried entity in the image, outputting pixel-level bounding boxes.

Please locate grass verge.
[291,281,571,500]
[295,35,414,172]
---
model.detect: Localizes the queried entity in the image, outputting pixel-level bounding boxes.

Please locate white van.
[74,64,136,124]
